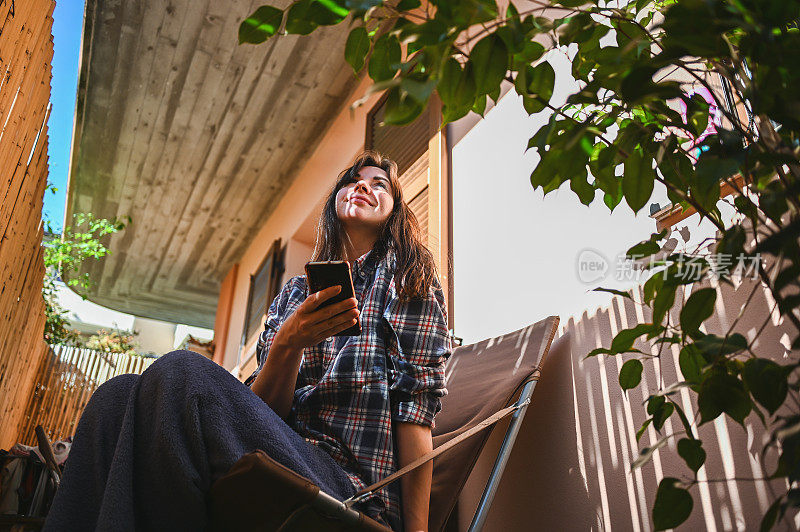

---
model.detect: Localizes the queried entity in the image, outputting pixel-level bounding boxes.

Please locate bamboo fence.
[15,345,157,446]
[0,0,55,449]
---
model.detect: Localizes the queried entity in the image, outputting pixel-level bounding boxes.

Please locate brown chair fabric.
[209,450,389,531]
[428,316,559,531]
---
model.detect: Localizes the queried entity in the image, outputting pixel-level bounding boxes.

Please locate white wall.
[451,51,662,345]
[132,317,177,355]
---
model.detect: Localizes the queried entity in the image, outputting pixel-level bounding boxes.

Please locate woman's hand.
[272,285,359,351]
[253,286,358,417]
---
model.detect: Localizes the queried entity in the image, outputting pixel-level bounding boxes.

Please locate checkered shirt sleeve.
[383,278,451,426]
[244,278,301,387]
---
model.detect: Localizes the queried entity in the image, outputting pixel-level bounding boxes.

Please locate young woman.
[44,151,451,532]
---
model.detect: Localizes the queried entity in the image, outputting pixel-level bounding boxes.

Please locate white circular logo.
[576,248,609,284]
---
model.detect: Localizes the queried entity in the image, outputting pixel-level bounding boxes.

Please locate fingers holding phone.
[273,285,360,351]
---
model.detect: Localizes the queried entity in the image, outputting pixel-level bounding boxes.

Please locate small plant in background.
[239,0,800,528]
[43,213,130,347]
[85,329,139,356]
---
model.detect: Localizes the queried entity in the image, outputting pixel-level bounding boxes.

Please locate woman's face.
[335,166,395,232]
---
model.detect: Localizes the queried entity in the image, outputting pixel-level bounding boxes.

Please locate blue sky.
[44,0,85,233]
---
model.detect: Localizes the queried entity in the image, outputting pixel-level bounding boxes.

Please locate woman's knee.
[78,373,139,431]
[140,349,230,392]
[90,373,139,405]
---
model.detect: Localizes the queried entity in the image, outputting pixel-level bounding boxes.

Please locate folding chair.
[210,316,559,531]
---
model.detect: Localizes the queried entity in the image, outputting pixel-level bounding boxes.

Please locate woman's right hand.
[272,286,359,351]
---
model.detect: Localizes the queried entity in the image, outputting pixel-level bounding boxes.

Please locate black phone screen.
[304,261,361,336]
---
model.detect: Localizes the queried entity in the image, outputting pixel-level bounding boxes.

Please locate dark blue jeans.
[44,350,355,531]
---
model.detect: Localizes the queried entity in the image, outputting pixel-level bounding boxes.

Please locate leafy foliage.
[43,214,129,347]
[240,0,800,527]
[86,329,139,356]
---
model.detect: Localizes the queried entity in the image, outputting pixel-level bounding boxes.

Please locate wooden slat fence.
[0,0,55,449]
[16,345,157,446]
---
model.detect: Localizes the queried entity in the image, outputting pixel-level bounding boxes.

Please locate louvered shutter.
[367,98,435,246]
[365,96,451,325]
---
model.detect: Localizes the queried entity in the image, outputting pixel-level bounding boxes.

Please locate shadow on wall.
[458,276,796,531]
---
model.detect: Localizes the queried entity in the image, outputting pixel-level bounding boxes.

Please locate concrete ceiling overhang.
[66,0,361,328]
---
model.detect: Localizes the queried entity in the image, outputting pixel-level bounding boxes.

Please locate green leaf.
[495,25,524,54]
[693,155,738,211]
[677,438,706,474]
[742,359,789,416]
[653,402,674,431]
[586,347,612,358]
[395,0,420,10]
[382,85,423,125]
[517,61,555,113]
[399,18,449,47]
[345,26,370,74]
[652,283,677,325]
[673,401,696,439]
[570,168,595,205]
[513,40,545,66]
[592,287,632,299]
[401,77,436,103]
[239,6,284,44]
[636,418,652,442]
[620,65,657,103]
[623,149,654,213]
[620,359,644,390]
[647,394,665,416]
[760,496,785,532]
[643,271,663,303]
[653,478,693,530]
[679,288,717,334]
[716,226,746,279]
[439,60,476,123]
[627,240,660,258]
[285,0,318,35]
[759,181,790,225]
[679,344,705,383]
[611,323,659,354]
[307,0,348,25]
[368,33,401,82]
[694,333,748,362]
[438,58,463,107]
[631,230,668,259]
[472,95,487,116]
[698,371,752,426]
[684,93,710,137]
[470,34,509,97]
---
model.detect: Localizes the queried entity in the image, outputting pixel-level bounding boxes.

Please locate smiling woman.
[45,151,452,532]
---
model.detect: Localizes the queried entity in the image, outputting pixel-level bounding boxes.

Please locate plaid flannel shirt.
[245,250,451,529]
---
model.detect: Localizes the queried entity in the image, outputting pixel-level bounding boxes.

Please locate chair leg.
[467,379,538,532]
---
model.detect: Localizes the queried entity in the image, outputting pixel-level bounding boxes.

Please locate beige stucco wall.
[221,75,381,372]
[453,277,798,531]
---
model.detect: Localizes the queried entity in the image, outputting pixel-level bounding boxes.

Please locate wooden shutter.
[366,96,437,248]
[366,96,451,325]
[242,239,285,343]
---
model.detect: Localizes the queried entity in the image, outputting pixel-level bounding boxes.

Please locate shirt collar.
[352,249,379,280]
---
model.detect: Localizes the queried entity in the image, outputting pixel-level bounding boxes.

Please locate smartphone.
[304,261,361,337]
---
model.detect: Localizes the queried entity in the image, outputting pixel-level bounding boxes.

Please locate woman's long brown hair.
[311,150,438,300]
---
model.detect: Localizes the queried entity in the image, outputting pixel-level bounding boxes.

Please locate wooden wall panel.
[0,0,54,449]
